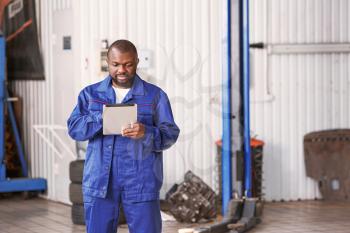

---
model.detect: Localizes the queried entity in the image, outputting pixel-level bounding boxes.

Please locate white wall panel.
[11,82,55,199]
[250,0,350,201]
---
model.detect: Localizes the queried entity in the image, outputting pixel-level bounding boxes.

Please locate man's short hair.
[107,39,138,57]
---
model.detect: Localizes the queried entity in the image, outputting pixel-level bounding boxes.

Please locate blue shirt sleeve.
[67,89,103,141]
[143,90,180,152]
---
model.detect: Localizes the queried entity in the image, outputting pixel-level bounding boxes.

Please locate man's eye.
[126,64,133,68]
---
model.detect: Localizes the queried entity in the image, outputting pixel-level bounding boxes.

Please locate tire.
[69,183,83,204]
[69,160,84,183]
[71,204,85,225]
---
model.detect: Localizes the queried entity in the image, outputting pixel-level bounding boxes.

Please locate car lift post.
[0,35,47,193]
[190,0,261,232]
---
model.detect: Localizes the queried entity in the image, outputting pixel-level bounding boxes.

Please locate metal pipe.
[0,37,5,180]
[268,43,350,54]
[242,0,252,197]
[222,0,232,215]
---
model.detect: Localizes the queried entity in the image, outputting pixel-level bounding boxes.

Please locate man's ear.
[136,58,139,65]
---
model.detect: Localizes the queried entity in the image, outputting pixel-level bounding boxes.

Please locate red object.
[215,140,222,147]
[0,0,11,27]
[250,138,264,148]
[215,138,264,148]
[6,19,33,42]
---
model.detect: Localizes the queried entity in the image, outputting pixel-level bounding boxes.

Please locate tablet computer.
[102,104,137,135]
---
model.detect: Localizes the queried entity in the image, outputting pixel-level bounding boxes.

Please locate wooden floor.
[1,196,350,233]
[250,200,350,233]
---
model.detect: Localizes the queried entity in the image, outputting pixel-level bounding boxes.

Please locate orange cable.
[6,18,33,42]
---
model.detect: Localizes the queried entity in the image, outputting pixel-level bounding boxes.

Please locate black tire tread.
[69,160,84,183]
[71,204,85,225]
[69,183,83,204]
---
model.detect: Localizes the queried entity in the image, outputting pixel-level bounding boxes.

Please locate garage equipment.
[175,0,262,231]
[0,36,46,193]
[304,129,350,201]
[166,171,217,223]
[228,0,262,230]
[219,0,261,231]
[171,0,262,230]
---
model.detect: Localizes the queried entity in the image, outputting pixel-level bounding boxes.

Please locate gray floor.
[250,200,350,233]
[1,196,350,233]
[0,196,207,233]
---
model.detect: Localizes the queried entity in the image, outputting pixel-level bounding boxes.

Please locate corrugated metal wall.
[250,0,350,201]
[12,0,350,202]
[11,82,56,198]
[11,0,224,202]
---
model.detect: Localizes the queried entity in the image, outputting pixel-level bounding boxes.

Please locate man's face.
[107,48,138,88]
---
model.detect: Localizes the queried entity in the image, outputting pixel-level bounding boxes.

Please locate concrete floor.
[0,196,350,233]
[250,200,350,233]
[0,196,210,233]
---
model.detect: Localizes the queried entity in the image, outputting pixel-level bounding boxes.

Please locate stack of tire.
[69,146,126,225]
[69,159,85,225]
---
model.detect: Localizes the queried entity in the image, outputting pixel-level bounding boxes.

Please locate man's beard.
[111,75,134,88]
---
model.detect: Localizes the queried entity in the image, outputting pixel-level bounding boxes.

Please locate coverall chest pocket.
[88,101,104,112]
[137,104,153,126]
[138,113,153,126]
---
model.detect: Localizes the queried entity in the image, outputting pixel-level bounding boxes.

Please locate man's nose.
[118,65,127,73]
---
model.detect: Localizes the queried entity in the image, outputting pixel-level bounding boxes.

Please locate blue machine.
[0,36,47,193]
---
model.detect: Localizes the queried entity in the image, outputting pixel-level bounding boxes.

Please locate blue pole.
[222,0,232,215]
[7,90,28,177]
[0,37,5,180]
[242,0,252,198]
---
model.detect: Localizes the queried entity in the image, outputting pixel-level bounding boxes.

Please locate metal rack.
[0,36,46,193]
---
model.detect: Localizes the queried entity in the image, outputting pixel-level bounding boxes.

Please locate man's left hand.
[122,122,145,139]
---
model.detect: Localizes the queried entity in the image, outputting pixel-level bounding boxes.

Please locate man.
[67,39,180,233]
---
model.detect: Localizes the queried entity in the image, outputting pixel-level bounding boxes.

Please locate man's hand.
[121,122,145,139]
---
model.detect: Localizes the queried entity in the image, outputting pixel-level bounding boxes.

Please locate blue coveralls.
[67,75,180,233]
